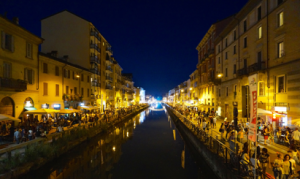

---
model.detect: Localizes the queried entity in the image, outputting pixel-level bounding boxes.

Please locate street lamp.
[190,87,193,90]
[217,73,223,78]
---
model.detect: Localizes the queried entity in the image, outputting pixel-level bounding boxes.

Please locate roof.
[39,52,90,73]
[0,15,43,42]
[41,10,90,22]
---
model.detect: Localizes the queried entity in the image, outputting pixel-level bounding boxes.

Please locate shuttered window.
[74,87,77,95]
[1,31,14,52]
[26,43,33,58]
[87,88,89,97]
[66,86,69,94]
[55,66,59,76]
[81,88,84,96]
[24,68,34,84]
[3,62,12,78]
[56,84,59,96]
[43,83,48,96]
[43,63,48,73]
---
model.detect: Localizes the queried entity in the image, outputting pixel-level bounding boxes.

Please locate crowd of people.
[0,105,144,145]
[171,104,300,178]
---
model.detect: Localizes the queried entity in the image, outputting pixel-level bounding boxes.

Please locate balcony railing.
[237,68,248,77]
[247,61,266,74]
[106,57,114,63]
[91,81,101,87]
[90,31,101,41]
[117,79,122,84]
[90,43,101,53]
[208,49,215,57]
[90,68,100,76]
[106,76,113,81]
[204,53,209,60]
[208,63,215,69]
[90,56,100,64]
[106,67,113,73]
[106,47,113,55]
[0,78,27,91]
[106,85,113,90]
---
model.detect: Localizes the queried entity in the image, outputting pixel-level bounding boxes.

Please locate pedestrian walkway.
[184,114,300,177]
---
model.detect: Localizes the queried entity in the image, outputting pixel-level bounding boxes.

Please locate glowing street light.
[181,89,184,92]
[190,87,193,90]
[217,73,223,78]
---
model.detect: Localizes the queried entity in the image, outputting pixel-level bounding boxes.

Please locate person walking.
[212,117,217,129]
[292,128,300,146]
[263,126,270,145]
[281,154,292,179]
[14,128,21,144]
[288,150,296,178]
[202,120,206,131]
[269,125,275,145]
[219,123,225,139]
[273,153,283,179]
[28,128,33,141]
[237,126,244,143]
[259,148,271,179]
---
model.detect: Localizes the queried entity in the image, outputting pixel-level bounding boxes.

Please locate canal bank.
[0,105,149,179]
[164,104,241,179]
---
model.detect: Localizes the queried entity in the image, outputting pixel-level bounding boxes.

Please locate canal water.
[21,104,218,179]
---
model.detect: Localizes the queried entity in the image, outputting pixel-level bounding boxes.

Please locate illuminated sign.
[53,104,61,109]
[41,103,49,109]
[274,106,287,112]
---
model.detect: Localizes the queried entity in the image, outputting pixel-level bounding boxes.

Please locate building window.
[244,37,247,48]
[1,32,14,51]
[218,57,220,64]
[68,70,70,79]
[218,45,220,53]
[81,74,84,81]
[277,75,285,93]
[233,64,236,74]
[233,30,236,41]
[233,45,236,54]
[56,84,59,96]
[55,66,59,76]
[278,42,284,58]
[226,87,228,96]
[87,88,89,97]
[43,83,48,96]
[278,11,284,27]
[234,85,237,92]
[225,52,228,60]
[24,68,34,84]
[74,87,77,95]
[257,6,262,21]
[258,26,262,39]
[26,43,33,58]
[3,62,12,78]
[219,89,221,97]
[73,71,75,80]
[243,20,247,32]
[257,51,262,63]
[278,0,283,5]
[43,63,48,73]
[81,88,84,96]
[259,82,264,96]
[225,38,228,47]
[225,68,228,77]
[87,75,90,83]
[66,86,69,94]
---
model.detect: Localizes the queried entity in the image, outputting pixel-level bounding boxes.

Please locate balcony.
[90,68,101,76]
[90,56,100,64]
[237,68,248,77]
[208,49,215,57]
[106,67,113,73]
[106,57,114,64]
[106,85,113,90]
[247,61,266,74]
[117,79,122,84]
[90,43,101,53]
[90,31,101,41]
[0,78,27,91]
[91,81,101,87]
[208,63,215,69]
[106,76,113,82]
[106,46,113,55]
[204,53,209,60]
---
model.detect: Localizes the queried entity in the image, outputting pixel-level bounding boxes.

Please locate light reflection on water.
[22,107,218,179]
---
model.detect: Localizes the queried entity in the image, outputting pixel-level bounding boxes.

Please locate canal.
[21,104,218,179]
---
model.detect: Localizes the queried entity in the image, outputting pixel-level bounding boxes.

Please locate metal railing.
[165,105,269,179]
[0,78,27,91]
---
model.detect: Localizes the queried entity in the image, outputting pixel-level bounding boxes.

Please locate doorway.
[0,97,15,116]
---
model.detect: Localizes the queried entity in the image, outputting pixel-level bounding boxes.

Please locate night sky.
[1,0,248,97]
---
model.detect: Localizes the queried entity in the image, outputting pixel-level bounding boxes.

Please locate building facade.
[0,15,43,119]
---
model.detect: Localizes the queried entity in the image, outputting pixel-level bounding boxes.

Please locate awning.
[80,106,98,110]
[59,109,81,114]
[24,107,37,111]
[0,114,21,122]
[257,108,272,115]
[24,109,60,114]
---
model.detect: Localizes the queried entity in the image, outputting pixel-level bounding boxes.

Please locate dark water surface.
[21,104,218,179]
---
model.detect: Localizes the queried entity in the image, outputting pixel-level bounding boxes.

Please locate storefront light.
[274,106,287,112]
[25,101,32,107]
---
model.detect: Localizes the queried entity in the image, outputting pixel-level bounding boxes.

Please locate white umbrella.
[0,114,21,122]
[24,109,60,114]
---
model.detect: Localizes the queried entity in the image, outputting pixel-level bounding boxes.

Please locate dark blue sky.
[1,0,248,97]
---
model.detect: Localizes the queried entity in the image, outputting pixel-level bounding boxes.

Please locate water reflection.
[22,107,218,179]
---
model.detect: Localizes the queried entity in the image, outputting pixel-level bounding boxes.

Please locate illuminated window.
[258,26,262,39]
[278,42,284,58]
[278,11,284,27]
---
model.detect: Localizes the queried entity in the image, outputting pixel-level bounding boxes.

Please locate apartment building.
[0,15,43,118]
[215,0,300,124]
[38,52,92,111]
[112,59,123,108]
[41,10,110,111]
[189,69,199,105]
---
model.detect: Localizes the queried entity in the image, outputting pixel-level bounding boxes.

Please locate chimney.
[12,17,19,24]
[63,55,69,61]
[51,51,58,58]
